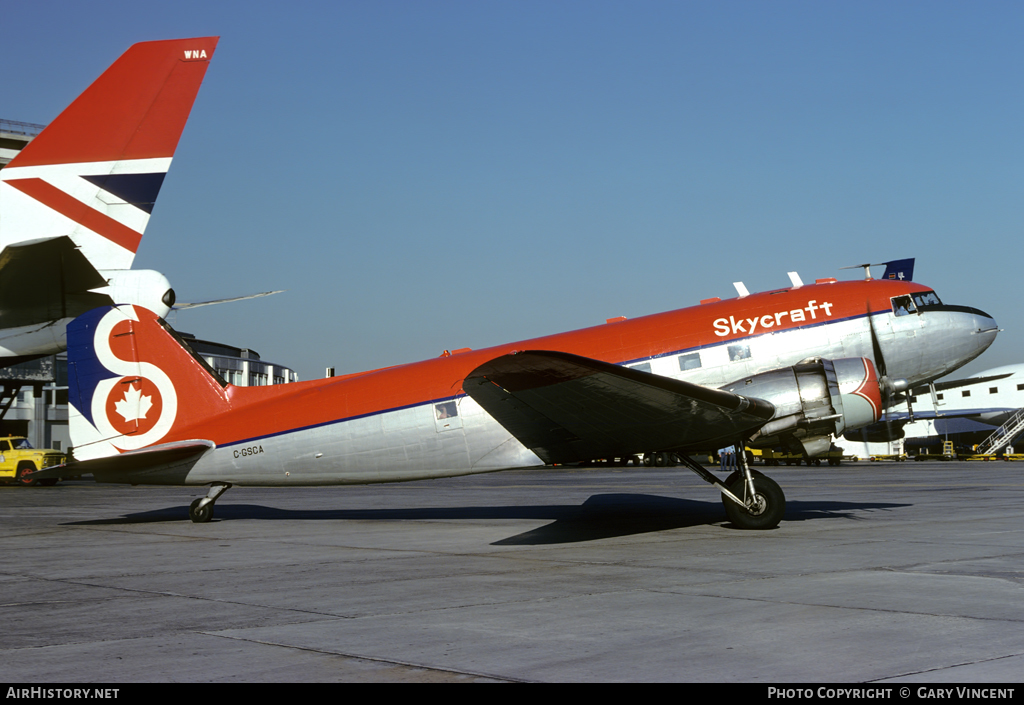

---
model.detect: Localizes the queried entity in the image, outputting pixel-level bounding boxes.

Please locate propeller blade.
[866,302,897,447]
[866,304,888,379]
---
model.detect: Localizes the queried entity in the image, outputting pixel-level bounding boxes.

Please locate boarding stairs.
[976,407,1024,455]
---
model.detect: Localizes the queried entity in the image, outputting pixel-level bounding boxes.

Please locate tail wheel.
[722,471,786,530]
[16,463,38,487]
[189,498,214,523]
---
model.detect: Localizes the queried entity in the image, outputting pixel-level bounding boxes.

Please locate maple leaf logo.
[113,384,153,423]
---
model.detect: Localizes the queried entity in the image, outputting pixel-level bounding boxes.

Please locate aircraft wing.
[909,373,1013,397]
[463,350,776,464]
[0,236,113,329]
[875,407,1017,423]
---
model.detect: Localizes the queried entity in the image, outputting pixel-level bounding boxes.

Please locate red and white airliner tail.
[0,37,218,271]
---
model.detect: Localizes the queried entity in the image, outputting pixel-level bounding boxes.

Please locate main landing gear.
[188,482,232,523]
[673,451,786,530]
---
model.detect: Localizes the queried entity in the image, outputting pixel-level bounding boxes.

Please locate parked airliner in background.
[842,363,1024,457]
[0,37,217,364]
[39,267,998,529]
[921,364,1024,428]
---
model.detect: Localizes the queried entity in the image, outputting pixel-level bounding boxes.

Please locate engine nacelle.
[94,269,176,318]
[720,357,883,458]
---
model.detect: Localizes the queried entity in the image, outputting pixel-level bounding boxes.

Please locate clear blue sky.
[5,1,1022,381]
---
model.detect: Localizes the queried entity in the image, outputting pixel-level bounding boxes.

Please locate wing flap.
[464,350,775,464]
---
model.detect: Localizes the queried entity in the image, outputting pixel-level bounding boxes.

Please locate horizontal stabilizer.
[0,236,112,328]
[464,350,775,464]
[174,290,285,310]
[34,439,214,482]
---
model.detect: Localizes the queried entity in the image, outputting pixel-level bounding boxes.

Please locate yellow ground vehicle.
[0,436,66,486]
[752,447,845,466]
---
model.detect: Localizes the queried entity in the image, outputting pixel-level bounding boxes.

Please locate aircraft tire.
[722,472,785,530]
[189,498,214,523]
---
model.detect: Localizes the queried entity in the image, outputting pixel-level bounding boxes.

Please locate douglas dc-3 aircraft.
[0,37,217,363]
[40,267,998,529]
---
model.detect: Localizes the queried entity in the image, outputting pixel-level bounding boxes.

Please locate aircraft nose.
[956,305,999,361]
[918,304,999,381]
[973,308,999,344]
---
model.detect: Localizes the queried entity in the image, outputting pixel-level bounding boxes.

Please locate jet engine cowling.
[95,269,176,319]
[720,357,883,458]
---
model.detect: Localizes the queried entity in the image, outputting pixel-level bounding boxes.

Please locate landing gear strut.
[674,450,786,529]
[189,483,231,523]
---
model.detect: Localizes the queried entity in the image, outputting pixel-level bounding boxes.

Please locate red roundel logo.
[105,378,164,436]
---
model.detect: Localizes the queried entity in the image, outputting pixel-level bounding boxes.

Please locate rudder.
[68,305,229,460]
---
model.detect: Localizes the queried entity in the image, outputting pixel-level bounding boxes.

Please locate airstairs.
[976,407,1024,455]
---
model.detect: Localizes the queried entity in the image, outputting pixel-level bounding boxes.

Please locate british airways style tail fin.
[0,37,218,271]
[67,304,229,462]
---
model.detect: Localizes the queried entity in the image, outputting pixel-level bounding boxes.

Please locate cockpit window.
[912,290,942,307]
[891,295,917,317]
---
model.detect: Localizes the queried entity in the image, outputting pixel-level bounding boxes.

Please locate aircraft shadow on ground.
[65,494,911,545]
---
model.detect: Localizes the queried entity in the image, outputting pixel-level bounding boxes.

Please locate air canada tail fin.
[68,304,229,461]
[0,37,218,271]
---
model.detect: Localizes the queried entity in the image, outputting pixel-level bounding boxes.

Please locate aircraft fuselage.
[76,277,998,487]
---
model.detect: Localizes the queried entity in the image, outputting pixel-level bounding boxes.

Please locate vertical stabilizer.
[881,258,915,282]
[68,305,229,460]
[0,37,218,270]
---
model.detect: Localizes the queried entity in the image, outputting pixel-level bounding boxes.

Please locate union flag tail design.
[0,37,218,271]
[68,305,229,461]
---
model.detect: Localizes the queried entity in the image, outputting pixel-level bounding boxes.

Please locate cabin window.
[728,344,751,361]
[628,362,652,374]
[990,387,998,394]
[434,401,458,420]
[962,390,971,398]
[936,393,944,400]
[678,352,702,371]
[1018,383,1024,391]
[891,295,917,317]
